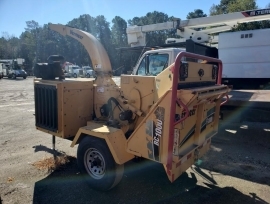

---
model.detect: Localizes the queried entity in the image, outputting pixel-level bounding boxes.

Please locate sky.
[0,0,269,37]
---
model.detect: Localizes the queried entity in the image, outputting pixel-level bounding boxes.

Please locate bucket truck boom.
[127,8,270,46]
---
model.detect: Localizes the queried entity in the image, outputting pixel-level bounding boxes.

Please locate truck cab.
[132,48,185,75]
[82,66,95,78]
[65,65,83,78]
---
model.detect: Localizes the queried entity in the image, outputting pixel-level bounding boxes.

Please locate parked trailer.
[219,29,270,89]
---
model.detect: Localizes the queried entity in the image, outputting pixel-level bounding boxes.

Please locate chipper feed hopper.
[33,24,230,191]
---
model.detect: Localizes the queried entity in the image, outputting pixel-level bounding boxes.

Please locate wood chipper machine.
[33,24,230,191]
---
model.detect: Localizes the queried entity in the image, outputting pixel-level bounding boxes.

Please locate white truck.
[82,66,95,78]
[132,48,185,75]
[64,65,84,78]
[131,29,270,89]
[0,58,27,79]
[0,63,4,79]
[127,8,270,89]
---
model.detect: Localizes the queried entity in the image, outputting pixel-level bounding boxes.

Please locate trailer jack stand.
[52,135,56,159]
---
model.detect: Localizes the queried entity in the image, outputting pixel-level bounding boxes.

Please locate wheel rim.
[84,148,106,179]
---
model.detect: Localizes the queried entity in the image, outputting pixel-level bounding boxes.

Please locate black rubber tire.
[86,73,90,78]
[77,137,124,191]
[73,73,77,78]
[23,76,26,79]
[12,74,16,79]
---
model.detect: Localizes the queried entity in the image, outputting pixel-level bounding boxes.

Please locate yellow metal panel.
[34,79,94,139]
[164,140,211,182]
[62,89,93,138]
[155,63,174,101]
[127,91,171,163]
[193,103,205,146]
[61,80,93,138]
[154,62,216,100]
[213,99,222,132]
[93,76,121,118]
[121,75,155,115]
[127,84,229,168]
[71,122,134,164]
[178,62,216,83]
[128,88,141,110]
[176,89,196,106]
[173,103,198,157]
[36,127,62,137]
[34,79,63,86]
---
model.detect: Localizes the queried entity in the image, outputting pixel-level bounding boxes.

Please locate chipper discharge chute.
[33,24,230,191]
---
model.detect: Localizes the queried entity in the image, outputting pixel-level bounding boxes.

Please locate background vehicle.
[0,63,4,79]
[126,8,270,89]
[8,67,27,79]
[133,48,185,75]
[82,66,95,78]
[0,58,27,79]
[32,24,230,191]
[65,65,83,78]
[218,29,270,89]
[2,63,8,77]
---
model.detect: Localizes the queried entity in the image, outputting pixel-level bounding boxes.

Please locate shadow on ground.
[32,111,270,203]
[33,144,64,156]
[2,78,26,81]
[197,118,270,186]
[32,156,266,204]
[158,182,268,204]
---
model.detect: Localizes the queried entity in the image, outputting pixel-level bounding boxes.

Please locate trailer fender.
[71,123,134,165]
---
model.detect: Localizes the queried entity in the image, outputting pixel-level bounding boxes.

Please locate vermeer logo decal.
[70,30,83,39]
[146,106,165,161]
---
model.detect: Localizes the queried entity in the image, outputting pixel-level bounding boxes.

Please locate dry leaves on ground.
[31,155,74,172]
[7,177,14,183]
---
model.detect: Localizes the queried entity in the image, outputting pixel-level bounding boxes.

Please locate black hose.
[107,97,123,119]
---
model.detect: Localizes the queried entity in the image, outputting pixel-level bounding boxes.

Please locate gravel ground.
[0,77,269,204]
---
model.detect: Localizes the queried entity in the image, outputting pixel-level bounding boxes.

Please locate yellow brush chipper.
[33,24,230,191]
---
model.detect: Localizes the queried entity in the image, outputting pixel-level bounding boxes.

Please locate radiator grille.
[34,84,58,132]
